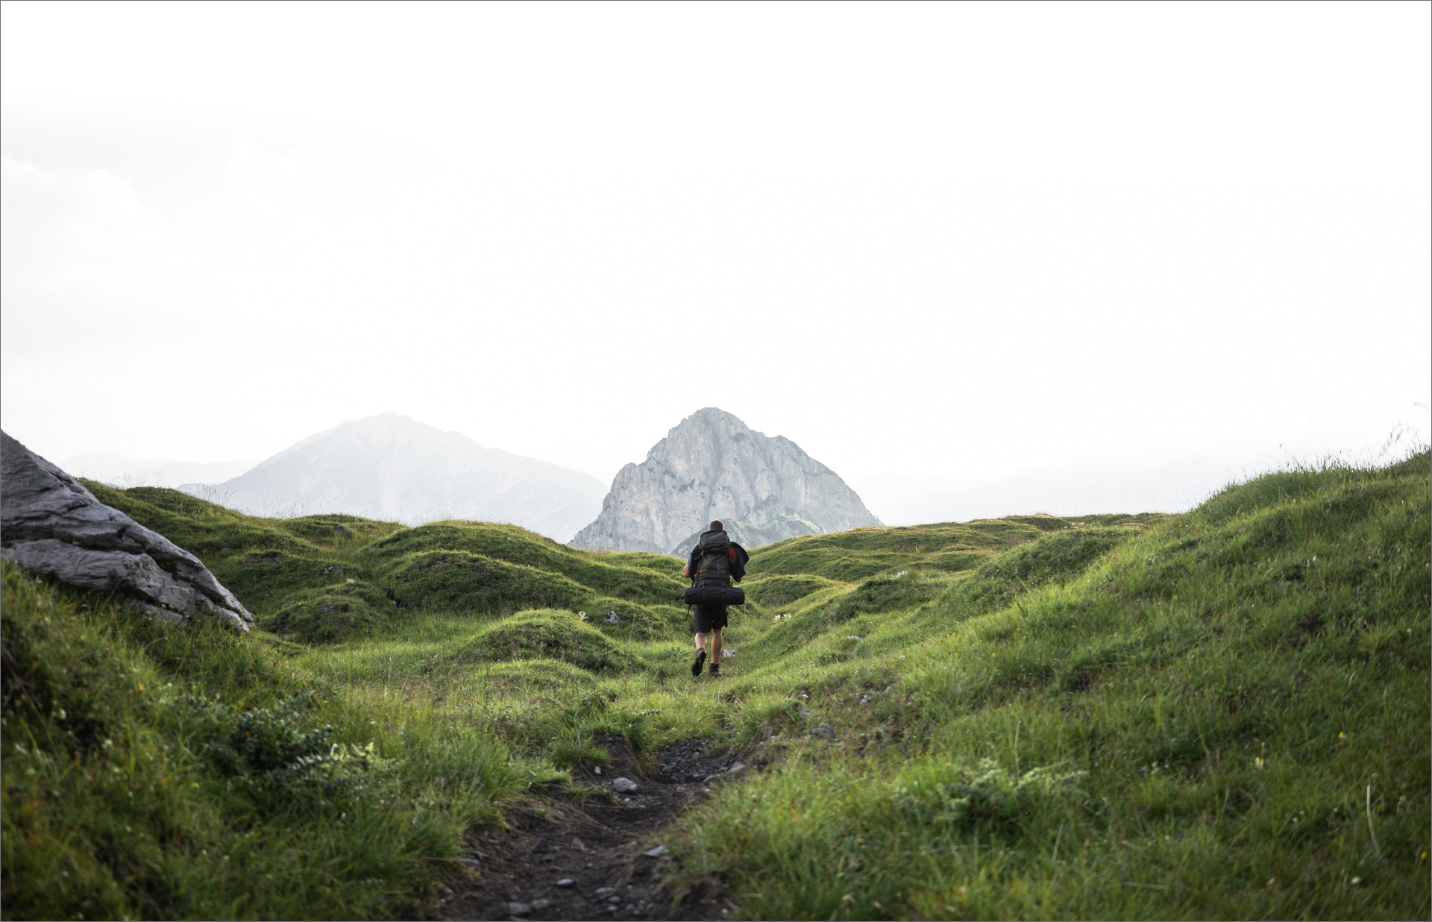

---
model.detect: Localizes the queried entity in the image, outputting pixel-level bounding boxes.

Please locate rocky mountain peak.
[570,408,878,555]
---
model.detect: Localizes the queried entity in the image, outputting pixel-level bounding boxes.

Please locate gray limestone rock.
[569,407,879,554]
[0,430,254,632]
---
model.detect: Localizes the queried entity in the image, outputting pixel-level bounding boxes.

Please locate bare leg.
[691,632,709,676]
[710,628,723,661]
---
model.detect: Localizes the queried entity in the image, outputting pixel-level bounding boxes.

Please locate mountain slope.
[184,413,605,542]
[569,407,879,555]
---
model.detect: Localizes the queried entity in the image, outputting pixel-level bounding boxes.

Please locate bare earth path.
[436,736,759,921]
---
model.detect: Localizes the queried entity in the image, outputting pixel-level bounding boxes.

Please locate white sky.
[3,1,1428,488]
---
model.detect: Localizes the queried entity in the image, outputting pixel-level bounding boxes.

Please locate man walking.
[682,519,747,677]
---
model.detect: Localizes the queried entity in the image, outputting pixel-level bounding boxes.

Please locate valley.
[2,451,1428,920]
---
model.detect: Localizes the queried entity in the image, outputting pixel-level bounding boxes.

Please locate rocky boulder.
[0,431,254,631]
[570,408,879,555]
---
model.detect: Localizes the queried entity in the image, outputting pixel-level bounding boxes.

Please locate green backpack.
[693,530,732,588]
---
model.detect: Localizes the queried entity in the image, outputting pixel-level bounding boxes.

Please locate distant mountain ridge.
[182,413,605,542]
[62,453,259,490]
[570,407,879,555]
[853,455,1252,526]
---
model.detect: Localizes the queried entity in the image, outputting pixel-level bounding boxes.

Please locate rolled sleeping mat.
[680,586,746,606]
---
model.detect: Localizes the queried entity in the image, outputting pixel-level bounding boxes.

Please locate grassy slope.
[677,453,1431,920]
[2,455,1426,919]
[0,564,529,921]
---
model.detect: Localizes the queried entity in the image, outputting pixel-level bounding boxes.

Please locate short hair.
[709,519,724,532]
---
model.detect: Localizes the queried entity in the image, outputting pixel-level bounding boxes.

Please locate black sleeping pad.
[680,586,745,606]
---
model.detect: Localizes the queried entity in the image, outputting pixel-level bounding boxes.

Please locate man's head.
[709,519,724,533]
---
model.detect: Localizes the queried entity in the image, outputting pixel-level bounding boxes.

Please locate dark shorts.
[693,604,728,634]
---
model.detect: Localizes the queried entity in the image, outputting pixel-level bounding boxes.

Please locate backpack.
[693,529,732,588]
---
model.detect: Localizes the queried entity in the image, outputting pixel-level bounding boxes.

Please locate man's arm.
[729,543,747,582]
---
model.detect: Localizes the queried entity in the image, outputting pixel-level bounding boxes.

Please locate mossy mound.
[972,525,1136,585]
[359,522,684,603]
[262,583,394,644]
[748,570,954,660]
[382,550,591,613]
[745,526,1156,665]
[469,658,601,691]
[215,552,363,614]
[741,574,848,609]
[445,610,637,673]
[747,521,1051,581]
[748,515,1172,582]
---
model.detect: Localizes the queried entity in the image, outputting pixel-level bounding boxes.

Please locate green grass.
[2,453,1426,919]
[0,564,538,920]
[672,452,1431,920]
[746,514,1166,582]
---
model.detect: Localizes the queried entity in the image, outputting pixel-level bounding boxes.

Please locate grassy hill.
[2,451,1427,919]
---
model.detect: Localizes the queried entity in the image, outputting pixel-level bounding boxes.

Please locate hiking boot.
[691,649,707,677]
[709,662,721,677]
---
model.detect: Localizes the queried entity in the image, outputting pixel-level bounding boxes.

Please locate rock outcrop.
[0,431,254,631]
[569,408,879,555]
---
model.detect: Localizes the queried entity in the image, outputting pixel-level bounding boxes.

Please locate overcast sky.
[3,1,1428,489]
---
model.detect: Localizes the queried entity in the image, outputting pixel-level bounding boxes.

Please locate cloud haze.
[3,2,1428,498]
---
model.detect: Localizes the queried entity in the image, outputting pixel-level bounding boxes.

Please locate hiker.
[682,519,748,677]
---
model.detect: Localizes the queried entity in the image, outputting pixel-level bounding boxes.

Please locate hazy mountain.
[183,413,605,542]
[62,453,258,489]
[853,455,1257,526]
[570,407,879,555]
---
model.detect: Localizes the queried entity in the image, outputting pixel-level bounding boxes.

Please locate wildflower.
[1254,757,1264,770]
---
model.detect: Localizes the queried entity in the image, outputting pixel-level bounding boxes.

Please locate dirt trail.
[436,736,757,921]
